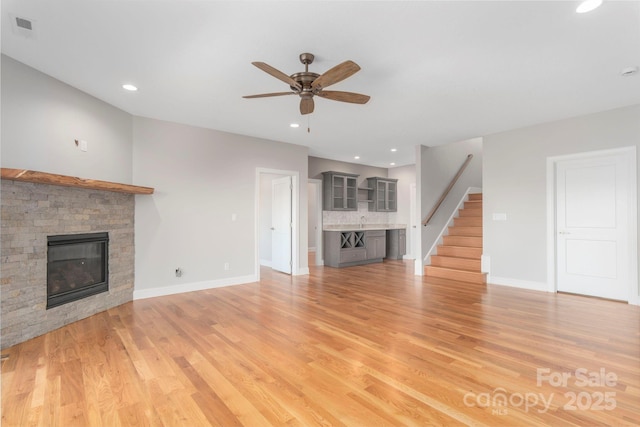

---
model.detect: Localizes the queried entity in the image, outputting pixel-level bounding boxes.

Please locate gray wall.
[133,117,309,294]
[420,138,483,263]
[483,104,640,295]
[1,55,133,183]
[1,56,310,301]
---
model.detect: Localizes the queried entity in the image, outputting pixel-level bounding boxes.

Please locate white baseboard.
[134,274,258,300]
[295,267,310,275]
[259,259,272,267]
[488,276,550,293]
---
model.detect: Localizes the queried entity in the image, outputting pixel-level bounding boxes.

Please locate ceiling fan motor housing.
[289,72,320,94]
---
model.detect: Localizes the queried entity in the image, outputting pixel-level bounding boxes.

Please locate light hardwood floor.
[2,259,639,426]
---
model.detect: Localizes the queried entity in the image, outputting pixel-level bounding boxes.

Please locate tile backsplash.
[322,202,398,227]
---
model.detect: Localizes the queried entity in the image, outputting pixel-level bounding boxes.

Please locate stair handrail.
[422,154,474,226]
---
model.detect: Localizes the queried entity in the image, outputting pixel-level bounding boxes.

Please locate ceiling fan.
[243,53,370,115]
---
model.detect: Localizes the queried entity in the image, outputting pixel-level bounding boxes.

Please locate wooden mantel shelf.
[1,168,154,195]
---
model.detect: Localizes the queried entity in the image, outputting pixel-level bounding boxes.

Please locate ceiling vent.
[10,15,37,39]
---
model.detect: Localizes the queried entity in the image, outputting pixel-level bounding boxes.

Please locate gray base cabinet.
[365,230,386,261]
[386,229,406,260]
[324,230,386,268]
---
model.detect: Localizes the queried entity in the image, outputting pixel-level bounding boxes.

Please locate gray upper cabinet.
[367,177,398,212]
[322,171,359,211]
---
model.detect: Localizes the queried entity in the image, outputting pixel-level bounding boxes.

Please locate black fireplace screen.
[47,232,109,309]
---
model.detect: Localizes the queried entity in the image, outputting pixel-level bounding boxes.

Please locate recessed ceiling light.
[290,123,300,128]
[122,84,138,91]
[354,156,360,160]
[390,148,397,152]
[621,66,639,77]
[390,162,396,166]
[576,0,602,13]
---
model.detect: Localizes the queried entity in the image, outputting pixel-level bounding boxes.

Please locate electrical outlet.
[492,213,507,221]
[224,262,229,271]
[175,268,183,277]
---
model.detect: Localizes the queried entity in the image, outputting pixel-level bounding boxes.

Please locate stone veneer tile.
[1,180,135,349]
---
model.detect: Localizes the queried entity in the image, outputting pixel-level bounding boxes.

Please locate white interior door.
[556,153,630,301]
[272,176,292,274]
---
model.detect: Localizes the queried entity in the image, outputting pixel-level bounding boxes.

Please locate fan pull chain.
[307,115,311,133]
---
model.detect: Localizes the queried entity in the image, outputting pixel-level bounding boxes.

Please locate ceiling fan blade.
[300,97,314,115]
[311,60,361,90]
[243,92,295,99]
[251,62,302,91]
[316,91,370,104]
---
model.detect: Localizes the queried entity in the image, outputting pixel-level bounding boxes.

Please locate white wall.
[133,117,308,297]
[1,55,133,183]
[388,164,416,258]
[420,138,483,263]
[484,104,640,297]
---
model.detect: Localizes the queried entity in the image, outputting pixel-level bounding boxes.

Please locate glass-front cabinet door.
[368,177,398,212]
[322,171,359,211]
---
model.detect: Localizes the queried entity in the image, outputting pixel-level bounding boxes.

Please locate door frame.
[255,168,300,281]
[546,146,638,304]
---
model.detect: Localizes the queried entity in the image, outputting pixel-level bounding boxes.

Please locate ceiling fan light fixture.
[354,156,360,160]
[576,0,603,14]
[244,53,370,115]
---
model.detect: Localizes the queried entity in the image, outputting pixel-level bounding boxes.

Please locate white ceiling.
[2,1,640,168]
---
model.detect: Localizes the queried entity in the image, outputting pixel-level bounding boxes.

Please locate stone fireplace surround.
[1,178,138,349]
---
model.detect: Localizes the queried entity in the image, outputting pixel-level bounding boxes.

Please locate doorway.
[547,147,637,302]
[256,169,299,280]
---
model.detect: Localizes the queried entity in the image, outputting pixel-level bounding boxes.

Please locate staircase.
[424,193,486,284]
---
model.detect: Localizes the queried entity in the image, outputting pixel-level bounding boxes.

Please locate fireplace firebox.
[47,232,109,309]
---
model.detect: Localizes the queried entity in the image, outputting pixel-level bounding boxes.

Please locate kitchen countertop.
[323,224,407,231]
